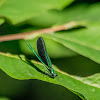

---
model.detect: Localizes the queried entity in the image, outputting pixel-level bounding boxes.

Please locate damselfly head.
[51,73,57,78]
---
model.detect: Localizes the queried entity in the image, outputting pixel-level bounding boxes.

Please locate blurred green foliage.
[0,0,100,100]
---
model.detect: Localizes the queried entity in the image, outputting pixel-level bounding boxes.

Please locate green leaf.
[41,23,100,64]
[0,0,74,24]
[28,3,100,27]
[0,53,100,100]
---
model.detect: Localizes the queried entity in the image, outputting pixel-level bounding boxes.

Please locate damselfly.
[27,37,57,78]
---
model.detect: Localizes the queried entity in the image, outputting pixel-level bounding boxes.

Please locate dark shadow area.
[0,22,19,36]
[0,21,45,36]
[0,69,82,100]
[0,40,21,54]
[73,0,100,4]
[29,79,82,100]
[0,69,31,100]
[52,55,100,77]
[58,26,86,33]
[66,0,100,8]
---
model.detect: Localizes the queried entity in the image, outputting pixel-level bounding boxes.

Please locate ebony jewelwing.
[27,37,57,78]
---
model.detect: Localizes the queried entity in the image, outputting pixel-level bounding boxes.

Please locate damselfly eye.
[52,74,57,78]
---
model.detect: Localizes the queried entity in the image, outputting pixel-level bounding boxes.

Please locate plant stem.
[0,21,77,42]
